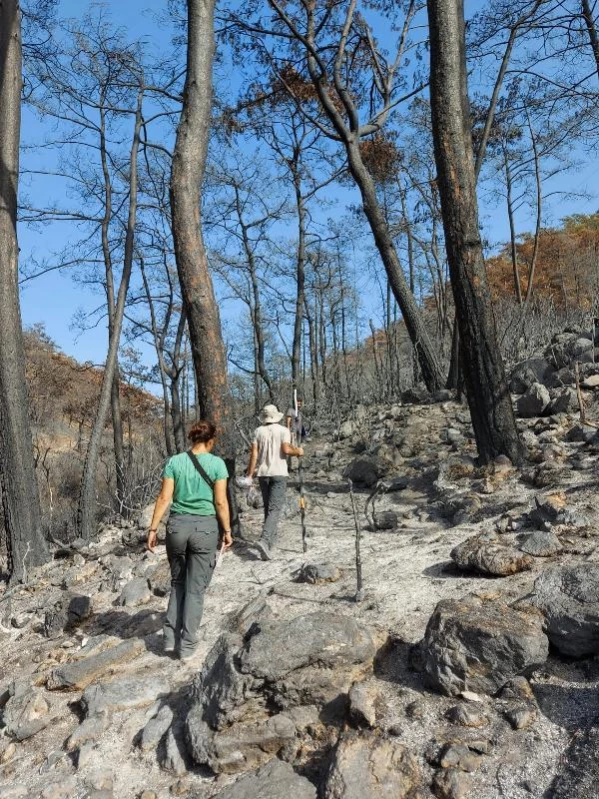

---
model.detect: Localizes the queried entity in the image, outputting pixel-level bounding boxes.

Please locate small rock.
[516,383,550,418]
[40,778,78,799]
[519,531,563,558]
[373,510,398,531]
[348,681,378,728]
[451,533,533,576]
[439,744,481,772]
[433,768,471,799]
[296,564,341,585]
[140,705,174,751]
[446,705,488,728]
[505,706,536,730]
[499,677,534,701]
[161,727,187,776]
[115,578,152,608]
[67,712,112,751]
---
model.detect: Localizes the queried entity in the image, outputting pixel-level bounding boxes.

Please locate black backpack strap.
[187,451,215,490]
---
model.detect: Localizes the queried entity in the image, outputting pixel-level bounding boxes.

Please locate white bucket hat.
[259,404,284,424]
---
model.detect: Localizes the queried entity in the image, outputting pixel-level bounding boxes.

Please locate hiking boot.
[179,648,198,662]
[255,539,272,561]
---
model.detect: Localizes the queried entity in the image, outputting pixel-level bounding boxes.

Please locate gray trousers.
[164,514,219,656]
[258,476,287,548]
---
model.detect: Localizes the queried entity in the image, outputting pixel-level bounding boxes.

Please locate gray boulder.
[343,457,383,488]
[519,531,562,558]
[324,731,423,799]
[189,633,257,731]
[47,639,144,690]
[239,612,375,682]
[547,388,578,415]
[422,596,549,696]
[530,564,599,656]
[515,383,551,418]
[115,577,151,607]
[510,358,555,394]
[186,712,297,774]
[139,705,174,751]
[296,564,341,585]
[81,676,166,716]
[2,683,51,741]
[213,759,317,799]
[450,533,533,576]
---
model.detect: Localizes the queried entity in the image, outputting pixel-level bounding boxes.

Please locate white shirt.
[253,423,290,477]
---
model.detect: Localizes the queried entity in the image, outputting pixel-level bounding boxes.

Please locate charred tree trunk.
[291,163,306,391]
[77,91,144,538]
[170,0,238,529]
[346,141,444,392]
[427,0,524,465]
[0,0,47,580]
[99,103,126,505]
[582,0,599,77]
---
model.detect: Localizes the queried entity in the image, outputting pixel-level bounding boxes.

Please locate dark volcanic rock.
[323,731,424,799]
[212,759,317,799]
[450,533,533,576]
[421,596,548,696]
[530,564,599,657]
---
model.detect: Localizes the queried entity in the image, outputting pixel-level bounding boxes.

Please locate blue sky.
[18,0,599,367]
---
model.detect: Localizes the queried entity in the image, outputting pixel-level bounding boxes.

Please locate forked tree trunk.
[0,0,48,580]
[170,0,238,528]
[77,92,144,538]
[427,0,524,465]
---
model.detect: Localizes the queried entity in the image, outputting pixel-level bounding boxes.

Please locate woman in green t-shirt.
[147,420,232,660]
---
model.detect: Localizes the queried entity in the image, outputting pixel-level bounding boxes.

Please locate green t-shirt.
[163,452,229,515]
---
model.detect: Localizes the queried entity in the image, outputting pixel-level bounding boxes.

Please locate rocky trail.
[4,329,599,798]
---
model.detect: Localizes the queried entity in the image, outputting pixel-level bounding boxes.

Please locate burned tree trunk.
[427,0,524,465]
[170,0,238,527]
[77,91,144,538]
[0,0,48,579]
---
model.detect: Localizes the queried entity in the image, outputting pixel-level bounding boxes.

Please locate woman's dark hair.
[188,420,217,444]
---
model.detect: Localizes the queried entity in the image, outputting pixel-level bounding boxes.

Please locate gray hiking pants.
[258,476,287,548]
[164,513,219,656]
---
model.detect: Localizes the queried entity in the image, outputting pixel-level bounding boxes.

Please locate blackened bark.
[291,164,306,391]
[0,0,48,580]
[170,0,238,529]
[346,141,444,392]
[427,0,524,465]
[77,92,144,538]
[582,0,599,77]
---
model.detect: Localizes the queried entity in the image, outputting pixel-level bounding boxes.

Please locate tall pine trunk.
[0,0,48,580]
[77,92,144,538]
[427,0,524,465]
[170,0,238,529]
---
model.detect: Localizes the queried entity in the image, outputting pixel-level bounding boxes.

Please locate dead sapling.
[348,479,364,602]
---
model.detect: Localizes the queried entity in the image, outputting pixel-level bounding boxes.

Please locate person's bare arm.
[214,479,232,549]
[147,478,174,552]
[247,443,258,477]
[282,442,304,457]
[286,414,292,431]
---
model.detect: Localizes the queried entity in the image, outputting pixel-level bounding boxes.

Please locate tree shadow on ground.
[372,636,428,693]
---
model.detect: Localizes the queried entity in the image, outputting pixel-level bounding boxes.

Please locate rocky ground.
[3,329,599,799]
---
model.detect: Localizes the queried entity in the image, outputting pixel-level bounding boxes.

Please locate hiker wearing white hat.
[246,404,304,560]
